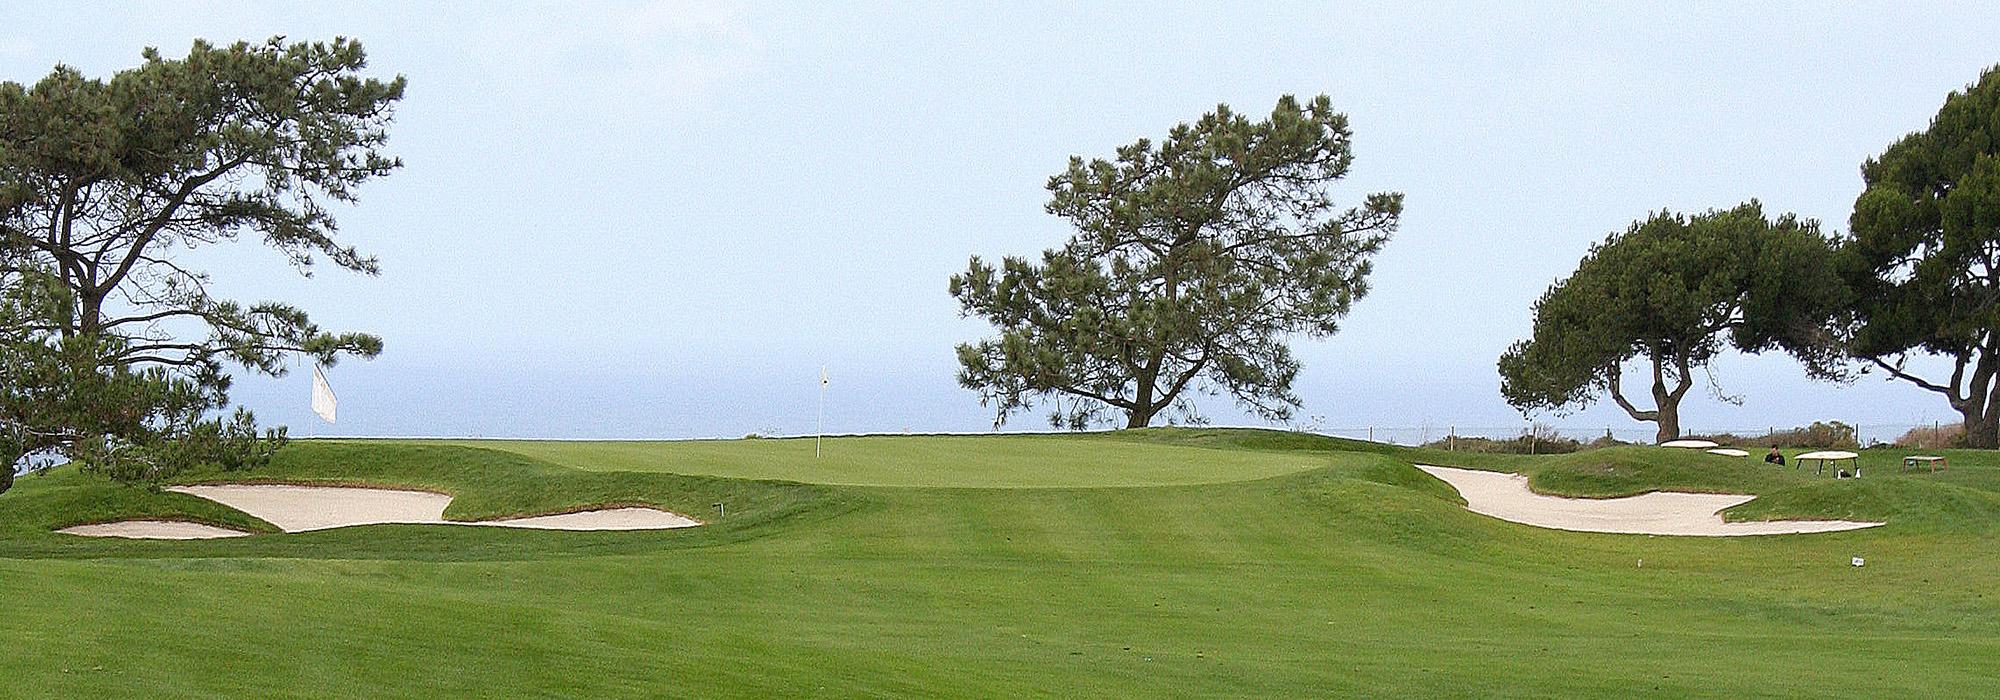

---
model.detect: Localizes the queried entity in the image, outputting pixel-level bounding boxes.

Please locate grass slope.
[1,429,1997,697]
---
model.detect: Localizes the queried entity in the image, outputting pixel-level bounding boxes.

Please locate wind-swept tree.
[951,95,1400,429]
[1498,202,1845,443]
[0,37,401,485]
[1,237,26,492]
[1842,66,2000,447]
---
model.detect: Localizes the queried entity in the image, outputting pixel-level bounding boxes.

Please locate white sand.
[144,483,702,534]
[167,484,452,532]
[485,507,701,530]
[1416,465,1884,536]
[57,520,251,540]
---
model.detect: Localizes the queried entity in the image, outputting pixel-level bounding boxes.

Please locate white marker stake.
[817,366,828,459]
[310,365,338,425]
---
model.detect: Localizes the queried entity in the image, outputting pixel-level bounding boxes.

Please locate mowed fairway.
[3,429,2000,697]
[430,433,1329,487]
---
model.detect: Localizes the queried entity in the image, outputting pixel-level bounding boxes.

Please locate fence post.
[1449,426,1455,452]
[1368,426,1374,443]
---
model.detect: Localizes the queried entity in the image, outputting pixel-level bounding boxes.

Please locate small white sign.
[1851,557,1865,567]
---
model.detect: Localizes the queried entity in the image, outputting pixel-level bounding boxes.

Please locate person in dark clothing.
[1765,447,1785,466]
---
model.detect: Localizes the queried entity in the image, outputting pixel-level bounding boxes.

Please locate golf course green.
[4,428,1998,697]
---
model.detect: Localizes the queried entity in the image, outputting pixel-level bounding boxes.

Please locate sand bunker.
[167,485,451,532]
[1416,465,1883,536]
[487,507,702,530]
[56,484,701,538]
[57,520,251,540]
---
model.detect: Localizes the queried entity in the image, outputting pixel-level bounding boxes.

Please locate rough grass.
[1,429,1998,697]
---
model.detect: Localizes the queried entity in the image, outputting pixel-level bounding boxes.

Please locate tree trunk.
[76,288,104,337]
[1960,370,2000,448]
[1654,402,1681,444]
[1641,350,1689,444]
[1961,412,1997,449]
[1126,405,1158,429]
[1955,353,2000,448]
[0,460,13,496]
[1127,351,1162,429]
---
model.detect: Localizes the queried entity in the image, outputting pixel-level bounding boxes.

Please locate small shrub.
[1587,429,1632,449]
[1688,421,1858,450]
[1422,424,1585,454]
[1894,424,1963,450]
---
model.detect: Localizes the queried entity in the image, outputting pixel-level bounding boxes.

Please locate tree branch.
[1868,356,1964,405]
[1607,363,1659,421]
[1050,384,1136,411]
[96,153,255,297]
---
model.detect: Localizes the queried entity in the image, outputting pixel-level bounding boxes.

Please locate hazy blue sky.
[5,2,1998,441]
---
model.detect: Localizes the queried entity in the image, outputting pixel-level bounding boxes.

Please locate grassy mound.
[1724,478,2000,532]
[248,441,829,524]
[0,467,281,538]
[1525,446,1807,497]
[0,441,843,561]
[1094,426,1403,455]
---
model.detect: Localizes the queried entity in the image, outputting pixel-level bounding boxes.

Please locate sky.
[3,1,1998,442]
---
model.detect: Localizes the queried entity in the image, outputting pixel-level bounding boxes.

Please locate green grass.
[423,432,1330,487]
[2,429,1999,697]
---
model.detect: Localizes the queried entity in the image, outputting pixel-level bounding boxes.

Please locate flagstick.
[816,365,825,459]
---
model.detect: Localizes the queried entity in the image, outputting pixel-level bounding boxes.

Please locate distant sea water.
[222,355,1356,441]
[220,352,1955,445]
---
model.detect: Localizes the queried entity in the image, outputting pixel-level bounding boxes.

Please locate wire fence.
[1291,421,1961,448]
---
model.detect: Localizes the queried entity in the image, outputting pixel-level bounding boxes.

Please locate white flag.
[311,365,338,424]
